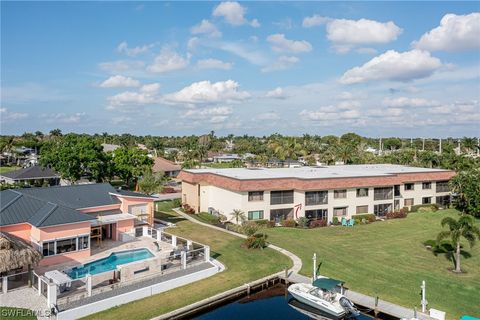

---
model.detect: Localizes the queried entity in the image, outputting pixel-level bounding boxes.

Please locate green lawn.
[265,210,480,319]
[0,166,20,174]
[83,211,291,320]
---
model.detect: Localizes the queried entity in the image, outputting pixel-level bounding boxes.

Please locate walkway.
[1,287,50,320]
[172,208,433,320]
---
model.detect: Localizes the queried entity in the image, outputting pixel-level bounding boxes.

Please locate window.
[248,191,264,202]
[248,210,264,220]
[79,235,89,250]
[394,185,401,197]
[436,195,450,207]
[422,197,432,204]
[404,183,415,191]
[374,203,392,216]
[128,204,149,221]
[270,190,294,205]
[56,238,77,254]
[334,190,347,199]
[422,182,432,190]
[333,207,347,217]
[270,208,293,222]
[42,241,55,257]
[404,198,414,206]
[356,188,369,197]
[305,191,328,206]
[305,209,327,220]
[356,205,369,214]
[436,181,450,193]
[374,187,393,201]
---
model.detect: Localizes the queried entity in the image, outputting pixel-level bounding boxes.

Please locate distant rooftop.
[184,164,451,180]
[0,165,59,180]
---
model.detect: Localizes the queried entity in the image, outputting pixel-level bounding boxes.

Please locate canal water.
[192,284,382,320]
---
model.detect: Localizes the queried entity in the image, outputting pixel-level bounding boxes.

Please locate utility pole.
[312,253,317,282]
[439,138,442,154]
[421,280,427,313]
[379,138,382,155]
[422,138,425,151]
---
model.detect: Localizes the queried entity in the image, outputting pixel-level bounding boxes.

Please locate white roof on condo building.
[184,164,450,180]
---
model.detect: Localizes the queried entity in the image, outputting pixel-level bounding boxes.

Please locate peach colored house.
[0,183,156,268]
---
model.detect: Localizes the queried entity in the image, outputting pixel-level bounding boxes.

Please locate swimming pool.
[66,248,154,279]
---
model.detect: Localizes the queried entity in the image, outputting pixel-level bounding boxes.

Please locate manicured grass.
[0,166,20,174]
[0,307,36,320]
[191,212,221,225]
[82,212,291,320]
[154,199,178,213]
[265,210,480,319]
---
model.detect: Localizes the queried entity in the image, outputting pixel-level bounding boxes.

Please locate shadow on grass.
[154,211,187,224]
[423,239,472,269]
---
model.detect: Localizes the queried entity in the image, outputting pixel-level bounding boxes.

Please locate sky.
[1,1,479,138]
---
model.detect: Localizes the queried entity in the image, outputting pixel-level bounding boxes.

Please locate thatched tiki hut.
[0,232,42,287]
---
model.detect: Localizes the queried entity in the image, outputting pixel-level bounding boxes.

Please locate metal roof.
[113,189,157,199]
[312,277,344,290]
[0,189,94,228]
[0,166,59,180]
[18,183,121,209]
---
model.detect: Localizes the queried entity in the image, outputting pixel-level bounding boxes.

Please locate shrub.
[281,219,296,228]
[182,203,195,214]
[352,214,376,223]
[197,212,220,224]
[244,233,268,249]
[266,220,276,228]
[332,217,339,225]
[172,198,182,208]
[225,223,243,234]
[253,219,269,227]
[309,219,327,228]
[242,222,260,236]
[410,204,439,212]
[386,208,408,219]
[297,217,310,228]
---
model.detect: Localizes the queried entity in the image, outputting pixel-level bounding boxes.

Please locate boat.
[288,297,339,320]
[287,276,360,318]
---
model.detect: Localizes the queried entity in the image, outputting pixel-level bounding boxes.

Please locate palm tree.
[437,215,480,273]
[231,209,246,225]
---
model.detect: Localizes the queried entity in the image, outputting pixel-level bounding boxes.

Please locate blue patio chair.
[341,217,348,226]
[348,219,355,227]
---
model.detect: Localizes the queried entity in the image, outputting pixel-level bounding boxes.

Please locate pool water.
[66,248,154,279]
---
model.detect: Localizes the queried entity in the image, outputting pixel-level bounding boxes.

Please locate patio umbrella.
[0,232,42,275]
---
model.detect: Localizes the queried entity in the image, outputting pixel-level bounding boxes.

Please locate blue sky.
[1,1,479,137]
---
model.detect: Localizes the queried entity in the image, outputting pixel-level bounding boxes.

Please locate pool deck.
[35,236,175,275]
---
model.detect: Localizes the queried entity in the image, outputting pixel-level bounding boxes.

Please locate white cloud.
[340,50,442,84]
[265,87,287,99]
[147,48,189,73]
[99,60,145,74]
[181,107,233,124]
[266,34,312,53]
[191,19,222,38]
[383,97,439,108]
[217,42,268,65]
[107,83,161,108]
[355,47,378,55]
[0,108,28,122]
[164,80,250,106]
[196,58,233,70]
[412,13,480,52]
[261,56,299,73]
[212,1,259,27]
[303,16,402,53]
[302,15,330,28]
[254,112,280,121]
[117,41,153,57]
[99,75,140,88]
[368,108,404,117]
[43,112,87,124]
[300,109,361,121]
[111,116,133,125]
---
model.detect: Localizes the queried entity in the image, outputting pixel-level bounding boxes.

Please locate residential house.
[0,165,60,186]
[152,157,181,178]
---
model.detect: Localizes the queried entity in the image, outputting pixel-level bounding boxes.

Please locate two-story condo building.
[178,164,455,224]
[0,183,156,266]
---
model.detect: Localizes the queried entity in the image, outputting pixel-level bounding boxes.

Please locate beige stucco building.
[178,164,455,224]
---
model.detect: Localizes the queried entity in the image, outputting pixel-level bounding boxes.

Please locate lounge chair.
[348,219,355,227]
[341,218,348,226]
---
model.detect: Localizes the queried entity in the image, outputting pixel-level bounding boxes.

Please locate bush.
[352,214,376,223]
[182,203,195,214]
[242,222,260,236]
[244,233,268,249]
[281,219,296,228]
[410,204,439,212]
[386,208,408,219]
[297,217,310,228]
[225,223,243,234]
[172,198,182,208]
[266,220,276,228]
[253,219,269,227]
[332,216,339,225]
[309,219,327,228]
[197,212,220,224]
